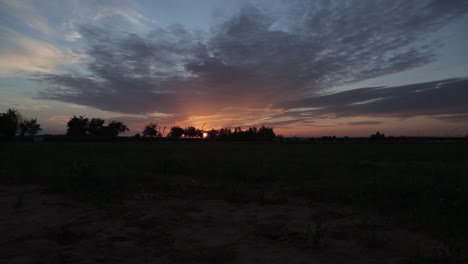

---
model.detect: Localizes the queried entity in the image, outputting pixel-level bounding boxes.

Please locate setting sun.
[203,132,208,138]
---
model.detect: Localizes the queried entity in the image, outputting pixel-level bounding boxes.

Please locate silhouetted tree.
[207,129,219,139]
[87,118,128,137]
[247,127,257,136]
[168,126,184,138]
[19,118,42,136]
[184,126,197,138]
[195,128,203,138]
[219,128,232,137]
[88,118,105,136]
[370,131,386,140]
[67,116,89,136]
[321,136,336,141]
[103,121,129,136]
[257,126,276,140]
[143,123,161,137]
[0,108,22,136]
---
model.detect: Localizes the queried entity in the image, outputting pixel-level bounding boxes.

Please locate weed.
[307,204,328,248]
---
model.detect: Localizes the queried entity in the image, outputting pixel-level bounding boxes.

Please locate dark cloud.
[347,121,384,126]
[35,24,205,114]
[279,78,468,118]
[431,114,468,123]
[34,0,468,124]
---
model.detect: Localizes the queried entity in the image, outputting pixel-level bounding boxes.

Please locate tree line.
[134,123,276,140]
[9,108,465,140]
[0,109,41,136]
[66,116,129,137]
[0,109,277,140]
[163,125,276,140]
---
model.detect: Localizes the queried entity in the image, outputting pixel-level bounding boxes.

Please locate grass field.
[1,141,467,263]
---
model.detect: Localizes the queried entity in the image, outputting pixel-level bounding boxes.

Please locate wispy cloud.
[65,31,81,41]
[347,121,384,126]
[431,114,468,123]
[0,26,72,75]
[0,97,50,111]
[93,7,157,30]
[279,78,468,119]
[0,0,54,36]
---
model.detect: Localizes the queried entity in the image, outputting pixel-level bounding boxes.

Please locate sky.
[1,0,468,137]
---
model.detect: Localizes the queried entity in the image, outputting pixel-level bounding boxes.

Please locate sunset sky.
[1,0,467,136]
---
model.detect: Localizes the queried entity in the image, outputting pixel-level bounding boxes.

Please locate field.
[1,141,468,263]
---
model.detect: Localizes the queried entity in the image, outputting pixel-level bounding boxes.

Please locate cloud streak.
[0,26,72,75]
[279,78,468,119]
[0,0,54,36]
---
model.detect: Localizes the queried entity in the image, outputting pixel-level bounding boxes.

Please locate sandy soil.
[0,185,445,264]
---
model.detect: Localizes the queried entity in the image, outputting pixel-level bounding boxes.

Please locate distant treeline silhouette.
[65,115,278,140]
[0,108,41,136]
[133,123,276,140]
[66,116,129,137]
[2,109,468,141]
[164,126,276,140]
[0,109,277,141]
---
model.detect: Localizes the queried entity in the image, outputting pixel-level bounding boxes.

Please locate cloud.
[0,26,71,75]
[347,121,384,126]
[65,31,82,41]
[34,0,468,126]
[279,78,468,118]
[34,24,207,115]
[0,97,50,111]
[431,114,468,123]
[93,7,157,31]
[0,0,54,36]
[47,115,70,125]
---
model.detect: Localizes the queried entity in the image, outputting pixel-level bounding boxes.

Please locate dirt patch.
[0,185,459,264]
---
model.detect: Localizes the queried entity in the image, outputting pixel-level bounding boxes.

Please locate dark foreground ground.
[0,141,467,263]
